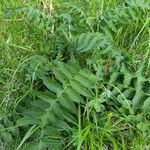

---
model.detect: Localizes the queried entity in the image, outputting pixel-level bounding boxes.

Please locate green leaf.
[35,91,55,105]
[52,103,64,119]
[42,77,62,94]
[55,61,74,79]
[142,97,150,114]
[58,93,77,114]
[23,142,40,150]
[64,87,85,103]
[132,92,146,112]
[53,67,69,84]
[1,132,13,143]
[70,80,92,97]
[16,116,40,126]
[75,74,93,88]
[109,72,119,83]
[79,69,100,82]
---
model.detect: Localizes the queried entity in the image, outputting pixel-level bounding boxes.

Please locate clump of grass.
[0,0,149,149]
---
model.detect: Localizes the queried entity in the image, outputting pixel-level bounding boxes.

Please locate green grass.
[0,0,150,149]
